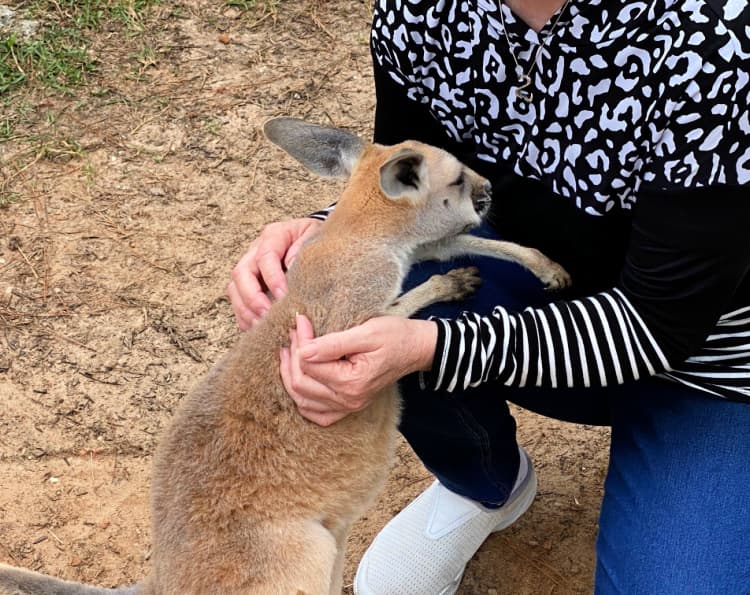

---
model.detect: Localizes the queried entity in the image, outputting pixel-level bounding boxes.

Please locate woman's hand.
[228,218,323,330]
[280,314,438,426]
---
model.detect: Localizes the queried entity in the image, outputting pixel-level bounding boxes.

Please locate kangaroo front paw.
[431,266,482,301]
[541,261,572,291]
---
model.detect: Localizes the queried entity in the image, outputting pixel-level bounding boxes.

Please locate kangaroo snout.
[472,179,492,217]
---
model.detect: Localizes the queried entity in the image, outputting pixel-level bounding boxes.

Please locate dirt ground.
[0,1,611,593]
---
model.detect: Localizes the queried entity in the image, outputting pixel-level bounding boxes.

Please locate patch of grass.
[0,191,22,209]
[111,0,161,32]
[0,31,93,94]
[132,44,157,68]
[38,134,85,161]
[82,159,96,185]
[225,0,258,9]
[203,118,222,136]
[10,129,86,164]
[0,0,162,180]
[225,0,283,14]
[0,0,161,97]
[0,97,33,140]
[25,0,160,32]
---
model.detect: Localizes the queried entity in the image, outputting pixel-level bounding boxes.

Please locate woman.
[228,1,750,593]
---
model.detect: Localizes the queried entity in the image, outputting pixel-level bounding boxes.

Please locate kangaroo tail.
[0,563,140,595]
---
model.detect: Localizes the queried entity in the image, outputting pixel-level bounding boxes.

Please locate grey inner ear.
[379,149,426,198]
[263,117,364,178]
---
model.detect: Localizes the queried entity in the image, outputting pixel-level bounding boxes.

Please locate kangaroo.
[0,118,570,595]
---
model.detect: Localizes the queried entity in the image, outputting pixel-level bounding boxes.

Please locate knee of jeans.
[595,482,750,595]
[397,374,520,506]
[594,544,750,595]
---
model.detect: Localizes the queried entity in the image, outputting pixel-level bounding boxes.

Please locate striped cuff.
[308,203,337,221]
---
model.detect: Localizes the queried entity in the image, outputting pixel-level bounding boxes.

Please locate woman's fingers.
[226,280,259,330]
[256,244,288,300]
[284,224,318,269]
[280,317,377,426]
[291,329,340,402]
[281,347,349,426]
[228,219,324,330]
[298,325,375,363]
[290,317,360,389]
[293,314,315,342]
[280,348,333,411]
[230,243,273,320]
[283,329,340,405]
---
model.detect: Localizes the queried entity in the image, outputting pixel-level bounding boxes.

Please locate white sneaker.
[353,448,536,595]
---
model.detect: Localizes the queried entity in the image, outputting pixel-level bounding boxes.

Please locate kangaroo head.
[263,117,491,244]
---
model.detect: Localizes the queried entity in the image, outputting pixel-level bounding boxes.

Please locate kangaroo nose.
[472,181,492,215]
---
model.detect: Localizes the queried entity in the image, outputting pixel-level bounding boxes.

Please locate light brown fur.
[0,119,569,595]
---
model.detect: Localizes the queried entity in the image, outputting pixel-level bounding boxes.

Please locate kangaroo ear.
[263,117,364,178]
[379,149,426,199]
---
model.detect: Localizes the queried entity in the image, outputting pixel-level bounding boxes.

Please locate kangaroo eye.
[450,173,465,187]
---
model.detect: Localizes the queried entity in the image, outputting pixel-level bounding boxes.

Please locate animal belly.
[316,388,401,521]
[152,386,400,542]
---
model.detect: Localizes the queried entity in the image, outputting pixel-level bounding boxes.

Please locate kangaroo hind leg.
[235,520,338,595]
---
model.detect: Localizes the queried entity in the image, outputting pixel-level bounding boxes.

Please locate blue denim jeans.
[398,224,750,594]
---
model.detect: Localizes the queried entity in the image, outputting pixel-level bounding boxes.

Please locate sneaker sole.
[492,460,538,533]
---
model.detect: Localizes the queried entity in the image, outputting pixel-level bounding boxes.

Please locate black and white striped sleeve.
[308,203,336,221]
[423,185,750,394]
[427,288,670,391]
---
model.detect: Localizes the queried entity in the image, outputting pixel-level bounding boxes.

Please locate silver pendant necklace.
[498,0,573,103]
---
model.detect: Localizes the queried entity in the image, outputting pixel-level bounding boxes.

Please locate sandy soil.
[0,1,611,593]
